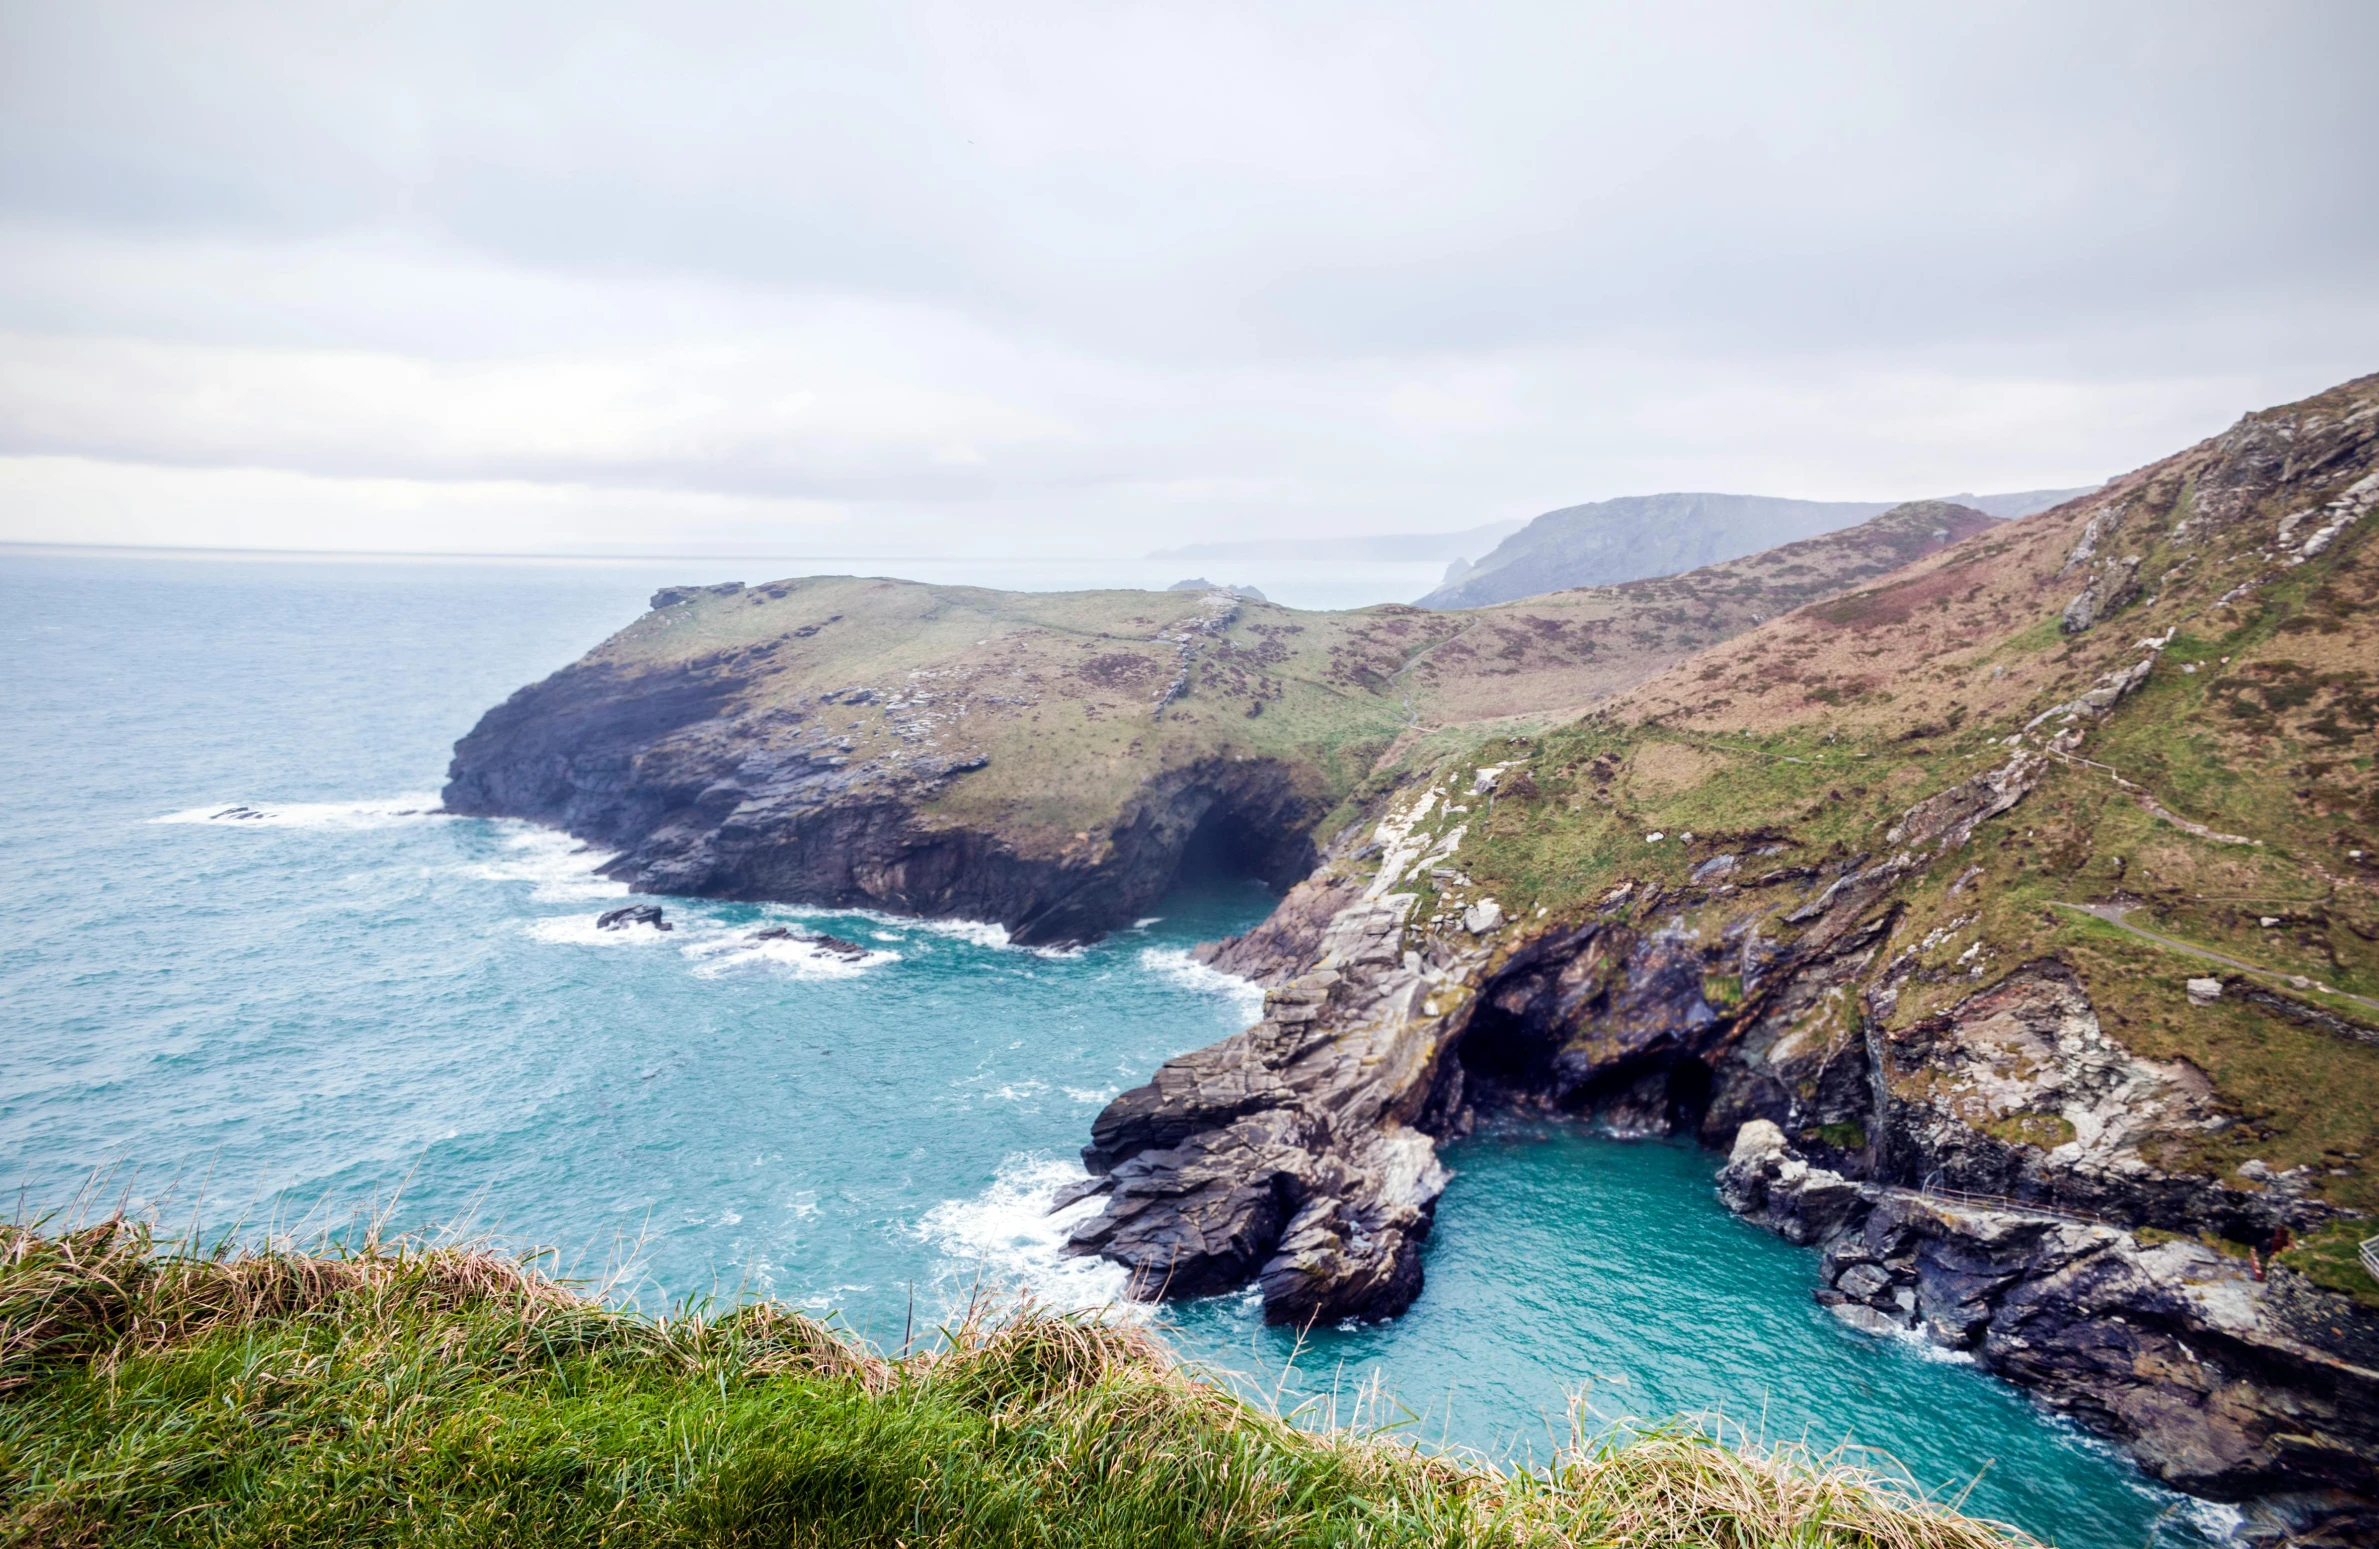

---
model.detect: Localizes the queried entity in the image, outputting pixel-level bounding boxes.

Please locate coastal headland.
[443,375,2379,1542]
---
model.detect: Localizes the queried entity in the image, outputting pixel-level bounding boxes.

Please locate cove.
[1168,1123,2215,1545]
[0,554,2216,1548]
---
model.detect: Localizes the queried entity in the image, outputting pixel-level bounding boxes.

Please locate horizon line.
[0,539,1230,568]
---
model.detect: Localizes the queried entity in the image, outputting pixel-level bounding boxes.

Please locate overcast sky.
[0,1,2373,559]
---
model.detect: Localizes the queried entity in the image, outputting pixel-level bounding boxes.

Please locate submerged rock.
[750,924,870,959]
[596,904,670,931]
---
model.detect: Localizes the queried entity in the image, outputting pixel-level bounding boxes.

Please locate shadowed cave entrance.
[1454,995,1716,1138]
[1164,792,1315,896]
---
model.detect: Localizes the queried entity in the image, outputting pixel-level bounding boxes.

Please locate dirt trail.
[2056,901,2379,1014]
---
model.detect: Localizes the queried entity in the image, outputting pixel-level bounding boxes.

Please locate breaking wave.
[1137,947,1263,1024]
[915,1152,1137,1317]
[151,793,449,830]
[460,827,625,902]
[683,931,898,981]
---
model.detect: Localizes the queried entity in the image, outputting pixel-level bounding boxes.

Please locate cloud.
[0,0,2372,556]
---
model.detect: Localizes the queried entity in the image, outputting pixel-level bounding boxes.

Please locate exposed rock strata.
[1723,1121,2379,1541]
[1068,745,2379,1530]
[444,501,2046,947]
[443,654,1319,946]
[1066,891,1472,1322]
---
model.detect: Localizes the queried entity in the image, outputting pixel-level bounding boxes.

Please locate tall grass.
[0,1216,2039,1547]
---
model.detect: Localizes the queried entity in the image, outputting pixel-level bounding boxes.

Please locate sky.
[1,0,2375,562]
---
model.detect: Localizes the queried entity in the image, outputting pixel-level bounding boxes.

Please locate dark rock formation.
[751,924,869,959]
[442,654,1320,947]
[1066,893,1465,1322]
[596,904,670,931]
[1724,1121,2379,1535]
[1068,748,2379,1530]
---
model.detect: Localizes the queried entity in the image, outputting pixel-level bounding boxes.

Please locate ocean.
[0,551,2224,1547]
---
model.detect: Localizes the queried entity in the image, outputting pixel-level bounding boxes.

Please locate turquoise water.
[0,554,2216,1546]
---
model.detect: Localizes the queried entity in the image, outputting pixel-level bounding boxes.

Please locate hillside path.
[2054,902,2379,1014]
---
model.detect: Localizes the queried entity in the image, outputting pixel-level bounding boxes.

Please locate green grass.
[0,1219,2042,1548]
[1389,697,2379,1218]
[2275,1219,2379,1311]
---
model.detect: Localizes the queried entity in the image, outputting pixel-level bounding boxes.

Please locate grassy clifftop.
[0,1220,2036,1548]
[1373,372,2379,1241]
[561,498,2009,867]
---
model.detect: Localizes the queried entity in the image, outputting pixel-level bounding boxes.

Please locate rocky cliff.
[444,502,2002,944]
[443,581,1426,944]
[1067,374,2379,1540]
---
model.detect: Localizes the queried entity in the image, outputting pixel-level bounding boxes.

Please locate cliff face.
[446,649,1321,944]
[1067,374,2379,1537]
[443,581,1420,944]
[444,503,2005,943]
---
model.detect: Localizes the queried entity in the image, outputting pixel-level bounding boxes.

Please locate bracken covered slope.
[1399,498,2002,725]
[1069,373,2379,1543]
[1416,487,2087,609]
[444,501,1998,944]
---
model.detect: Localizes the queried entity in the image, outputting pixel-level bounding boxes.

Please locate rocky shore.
[442,374,2379,1541]
[1724,1121,2378,1544]
[1062,758,2379,1541]
[438,581,1332,946]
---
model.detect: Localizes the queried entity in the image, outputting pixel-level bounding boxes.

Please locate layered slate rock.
[1724,1121,2379,1528]
[1066,893,1467,1322]
[1071,698,2378,1533]
[1102,377,2379,1535]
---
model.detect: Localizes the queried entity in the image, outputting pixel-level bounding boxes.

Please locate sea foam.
[461,826,626,901]
[151,793,449,830]
[910,916,1015,950]
[1137,946,1264,1024]
[682,932,898,981]
[915,1152,1137,1317]
[523,914,673,946]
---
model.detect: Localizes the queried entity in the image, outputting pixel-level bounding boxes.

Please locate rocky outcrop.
[2061,553,2142,633]
[596,904,670,931]
[443,654,1320,946]
[1723,1121,2379,1536]
[1068,739,2379,1530]
[1065,892,1472,1322]
[1066,772,1946,1323]
[751,924,869,958]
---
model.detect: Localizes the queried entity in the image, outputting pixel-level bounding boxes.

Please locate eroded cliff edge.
[1064,375,2379,1541]
[444,499,2000,945]
[442,583,1388,944]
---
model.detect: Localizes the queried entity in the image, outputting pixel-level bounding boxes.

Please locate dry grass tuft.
[1551,1427,2028,1549]
[0,1214,579,1394]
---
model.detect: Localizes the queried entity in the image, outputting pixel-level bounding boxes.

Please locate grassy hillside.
[1368,372,2379,1256]
[571,499,2010,868]
[1415,493,1899,608]
[1398,500,2003,728]
[0,1220,2036,1548]
[582,579,1443,860]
